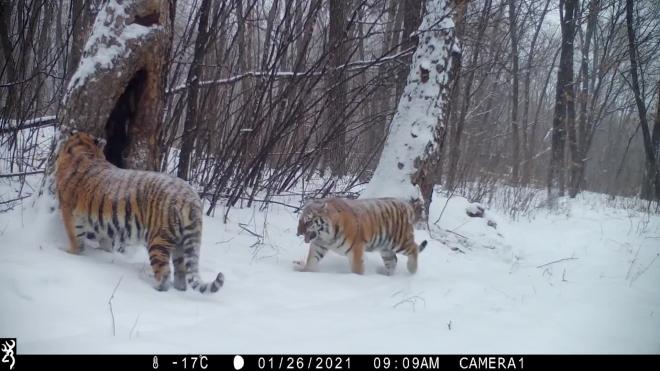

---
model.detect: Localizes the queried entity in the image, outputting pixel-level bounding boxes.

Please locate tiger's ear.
[94,137,107,150]
[60,125,75,136]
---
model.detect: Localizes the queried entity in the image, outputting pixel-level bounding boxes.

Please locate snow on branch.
[0,116,57,134]
[168,71,303,95]
[362,0,456,201]
[167,47,415,95]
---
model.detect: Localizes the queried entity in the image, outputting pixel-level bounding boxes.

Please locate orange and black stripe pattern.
[55,132,223,294]
[295,197,427,275]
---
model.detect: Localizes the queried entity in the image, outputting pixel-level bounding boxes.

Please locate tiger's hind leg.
[98,236,113,252]
[377,249,398,276]
[172,248,186,291]
[403,242,419,274]
[147,237,174,291]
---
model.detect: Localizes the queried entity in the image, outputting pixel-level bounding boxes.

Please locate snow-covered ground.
[0,178,659,354]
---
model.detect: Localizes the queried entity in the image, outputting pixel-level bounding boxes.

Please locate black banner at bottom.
[10,354,659,371]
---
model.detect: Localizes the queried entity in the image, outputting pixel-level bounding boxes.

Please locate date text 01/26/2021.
[257,356,352,370]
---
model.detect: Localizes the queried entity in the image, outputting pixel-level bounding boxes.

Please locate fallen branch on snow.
[108,276,123,336]
[536,257,578,269]
[238,223,263,238]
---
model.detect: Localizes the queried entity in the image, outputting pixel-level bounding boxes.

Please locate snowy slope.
[0,180,659,354]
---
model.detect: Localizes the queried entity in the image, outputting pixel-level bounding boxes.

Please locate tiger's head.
[297,199,335,243]
[57,130,107,161]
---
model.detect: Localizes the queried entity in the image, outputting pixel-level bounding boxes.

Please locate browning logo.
[0,339,15,370]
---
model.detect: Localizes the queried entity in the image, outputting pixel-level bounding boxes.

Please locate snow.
[362,0,455,200]
[1,176,659,354]
[65,0,159,98]
[0,125,55,175]
[465,202,485,216]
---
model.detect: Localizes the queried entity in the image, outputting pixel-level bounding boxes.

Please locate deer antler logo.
[1,339,15,370]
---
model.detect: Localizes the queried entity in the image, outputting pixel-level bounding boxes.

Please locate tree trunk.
[0,0,18,119]
[325,0,349,176]
[235,0,253,173]
[363,0,457,224]
[565,0,579,199]
[66,0,91,82]
[395,0,423,101]
[548,0,577,202]
[521,0,551,184]
[508,0,520,185]
[369,0,399,172]
[446,0,488,190]
[260,0,279,71]
[650,80,660,197]
[626,0,660,200]
[572,0,598,193]
[177,0,212,181]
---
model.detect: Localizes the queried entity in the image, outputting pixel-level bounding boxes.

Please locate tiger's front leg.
[293,243,328,272]
[377,249,398,276]
[347,243,365,275]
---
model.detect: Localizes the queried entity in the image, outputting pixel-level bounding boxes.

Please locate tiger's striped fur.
[295,197,427,275]
[55,132,224,294]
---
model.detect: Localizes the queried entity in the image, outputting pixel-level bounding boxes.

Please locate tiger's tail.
[419,240,428,252]
[187,269,225,294]
[182,233,224,294]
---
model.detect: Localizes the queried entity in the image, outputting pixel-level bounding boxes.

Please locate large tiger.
[55,131,224,294]
[295,197,427,275]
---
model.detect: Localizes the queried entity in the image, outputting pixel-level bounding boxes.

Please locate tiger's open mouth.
[304,231,317,243]
[297,219,317,243]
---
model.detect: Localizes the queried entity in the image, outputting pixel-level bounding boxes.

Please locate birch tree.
[362,0,457,222]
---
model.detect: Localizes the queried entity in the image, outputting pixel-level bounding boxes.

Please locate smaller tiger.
[295,197,427,275]
[55,131,224,294]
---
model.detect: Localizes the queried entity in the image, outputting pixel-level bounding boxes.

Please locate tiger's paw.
[98,238,113,253]
[155,280,171,292]
[173,277,187,291]
[293,260,305,271]
[377,266,395,276]
[293,260,311,272]
[66,246,83,255]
